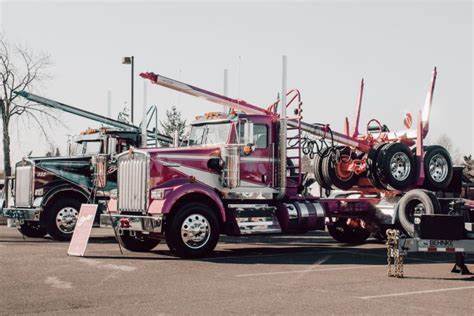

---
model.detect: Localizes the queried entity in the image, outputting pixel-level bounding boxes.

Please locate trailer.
[386,198,474,278]
[101,56,459,258]
[0,92,171,241]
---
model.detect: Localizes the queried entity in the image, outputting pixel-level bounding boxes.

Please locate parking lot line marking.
[236,265,375,277]
[360,286,474,300]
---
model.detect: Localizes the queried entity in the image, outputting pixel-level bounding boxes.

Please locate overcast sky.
[0,0,472,165]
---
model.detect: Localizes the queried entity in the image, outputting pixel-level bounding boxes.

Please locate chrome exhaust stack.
[276,55,287,200]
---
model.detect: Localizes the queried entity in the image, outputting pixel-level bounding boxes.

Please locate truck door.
[239,121,273,189]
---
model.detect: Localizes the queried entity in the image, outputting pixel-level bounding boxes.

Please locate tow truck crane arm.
[14,91,173,144]
[140,72,271,116]
[140,71,372,152]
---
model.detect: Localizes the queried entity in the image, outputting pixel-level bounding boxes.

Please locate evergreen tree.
[160,105,186,146]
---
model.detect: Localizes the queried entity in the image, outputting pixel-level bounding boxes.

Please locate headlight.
[34,188,44,196]
[110,189,118,199]
[150,189,166,200]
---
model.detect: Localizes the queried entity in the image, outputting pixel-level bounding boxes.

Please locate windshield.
[188,123,230,146]
[81,141,103,155]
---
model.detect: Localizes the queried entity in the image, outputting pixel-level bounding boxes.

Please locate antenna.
[107,90,112,118]
[223,69,228,113]
[141,81,148,147]
[238,56,241,101]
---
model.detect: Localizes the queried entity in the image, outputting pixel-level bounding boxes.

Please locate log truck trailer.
[103,57,472,258]
[0,92,172,240]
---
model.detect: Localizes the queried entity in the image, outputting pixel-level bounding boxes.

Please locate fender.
[149,182,226,222]
[42,183,89,208]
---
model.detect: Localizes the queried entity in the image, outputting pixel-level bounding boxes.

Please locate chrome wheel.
[390,152,411,181]
[428,153,449,183]
[181,214,210,249]
[55,207,79,234]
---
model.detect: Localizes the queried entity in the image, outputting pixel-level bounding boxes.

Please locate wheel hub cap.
[390,152,411,181]
[429,154,448,182]
[56,207,79,234]
[181,214,210,249]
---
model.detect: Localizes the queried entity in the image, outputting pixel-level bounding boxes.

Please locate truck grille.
[117,151,149,213]
[15,163,34,207]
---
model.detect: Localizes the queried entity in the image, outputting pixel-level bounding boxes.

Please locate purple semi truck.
[103,58,465,258]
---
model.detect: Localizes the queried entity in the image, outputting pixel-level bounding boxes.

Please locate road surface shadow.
[400,275,474,281]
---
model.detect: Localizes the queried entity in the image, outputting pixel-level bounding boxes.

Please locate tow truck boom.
[15,91,172,144]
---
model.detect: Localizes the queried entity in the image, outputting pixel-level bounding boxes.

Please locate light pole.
[122,56,134,124]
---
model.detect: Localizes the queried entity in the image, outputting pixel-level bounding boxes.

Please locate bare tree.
[0,37,53,179]
[463,155,474,180]
[435,134,461,164]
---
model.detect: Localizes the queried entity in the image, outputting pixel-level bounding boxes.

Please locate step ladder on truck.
[100,56,464,259]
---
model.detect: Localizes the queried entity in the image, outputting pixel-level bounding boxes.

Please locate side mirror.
[243,122,254,145]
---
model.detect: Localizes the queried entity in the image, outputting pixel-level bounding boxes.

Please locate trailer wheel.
[366,143,386,190]
[423,145,453,190]
[18,221,47,238]
[376,143,415,190]
[398,189,440,237]
[322,147,358,190]
[326,218,370,244]
[45,197,82,241]
[117,231,160,252]
[165,202,220,258]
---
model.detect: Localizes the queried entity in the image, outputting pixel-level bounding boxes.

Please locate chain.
[386,229,404,278]
[386,232,393,276]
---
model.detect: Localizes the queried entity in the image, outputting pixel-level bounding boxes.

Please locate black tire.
[398,189,440,237]
[165,202,220,258]
[423,145,453,190]
[322,147,358,190]
[18,221,47,238]
[117,231,160,252]
[366,143,386,189]
[313,148,332,190]
[376,143,416,190]
[327,218,370,244]
[45,197,83,241]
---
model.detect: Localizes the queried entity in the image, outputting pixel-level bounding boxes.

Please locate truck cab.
[1,128,141,241]
[105,111,329,258]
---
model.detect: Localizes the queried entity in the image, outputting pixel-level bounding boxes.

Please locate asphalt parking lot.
[1,226,474,315]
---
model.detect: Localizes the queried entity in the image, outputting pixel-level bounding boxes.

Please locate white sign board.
[67,204,98,257]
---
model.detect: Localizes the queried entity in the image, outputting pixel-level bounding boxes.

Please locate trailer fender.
[150,183,226,223]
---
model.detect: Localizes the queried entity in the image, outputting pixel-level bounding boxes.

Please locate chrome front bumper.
[2,207,42,221]
[100,213,163,233]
